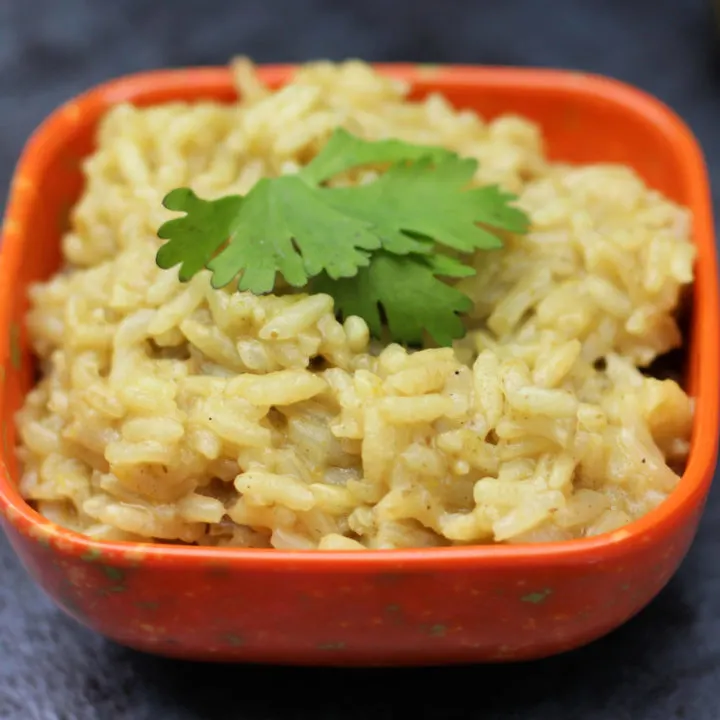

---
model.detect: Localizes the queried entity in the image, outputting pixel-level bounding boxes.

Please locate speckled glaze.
[0,66,717,666]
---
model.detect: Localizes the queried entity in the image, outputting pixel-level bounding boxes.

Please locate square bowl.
[0,65,718,666]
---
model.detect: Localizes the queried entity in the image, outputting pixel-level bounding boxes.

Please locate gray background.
[1,0,719,718]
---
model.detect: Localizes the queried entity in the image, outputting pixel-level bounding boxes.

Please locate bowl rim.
[0,63,717,570]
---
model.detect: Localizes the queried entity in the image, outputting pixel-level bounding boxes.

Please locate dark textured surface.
[1,0,719,718]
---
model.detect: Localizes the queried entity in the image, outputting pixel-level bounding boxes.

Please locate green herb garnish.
[156,128,529,345]
[314,251,475,348]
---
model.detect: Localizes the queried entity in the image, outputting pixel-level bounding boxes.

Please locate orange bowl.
[0,65,718,666]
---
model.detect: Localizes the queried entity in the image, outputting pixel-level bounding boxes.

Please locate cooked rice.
[15,59,696,549]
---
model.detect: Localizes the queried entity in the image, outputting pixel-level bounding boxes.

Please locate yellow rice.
[15,59,695,549]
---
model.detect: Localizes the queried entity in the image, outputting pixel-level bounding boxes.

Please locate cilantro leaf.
[157,189,242,281]
[314,251,475,347]
[300,128,455,185]
[158,178,380,294]
[323,156,528,254]
[156,128,532,344]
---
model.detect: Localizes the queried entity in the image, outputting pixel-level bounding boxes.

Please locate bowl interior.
[0,65,717,556]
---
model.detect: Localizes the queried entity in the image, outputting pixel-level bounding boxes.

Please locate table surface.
[2,0,720,718]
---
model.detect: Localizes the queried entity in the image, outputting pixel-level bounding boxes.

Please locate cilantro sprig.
[156,128,530,346]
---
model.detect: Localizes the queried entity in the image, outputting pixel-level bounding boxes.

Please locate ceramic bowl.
[0,65,718,666]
